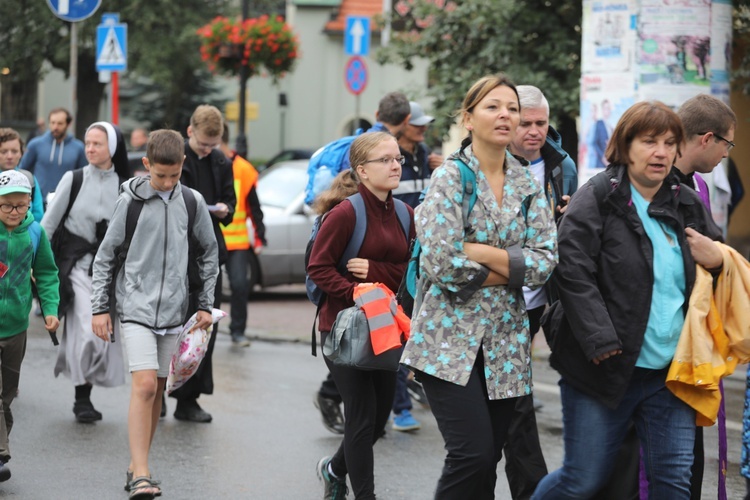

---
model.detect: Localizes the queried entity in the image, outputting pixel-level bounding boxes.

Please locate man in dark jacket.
[393,101,443,208]
[505,85,577,500]
[168,105,235,423]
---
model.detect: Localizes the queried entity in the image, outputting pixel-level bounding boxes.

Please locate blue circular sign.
[46,0,102,22]
[345,56,368,96]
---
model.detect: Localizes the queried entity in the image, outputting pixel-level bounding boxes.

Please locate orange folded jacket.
[352,283,411,355]
[666,243,750,426]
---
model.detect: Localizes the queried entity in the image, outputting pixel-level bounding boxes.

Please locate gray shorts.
[120,322,178,378]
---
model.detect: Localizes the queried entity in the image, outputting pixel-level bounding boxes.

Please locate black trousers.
[324,333,396,500]
[503,306,548,500]
[418,353,517,500]
[170,273,222,401]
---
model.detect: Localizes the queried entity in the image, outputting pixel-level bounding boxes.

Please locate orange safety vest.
[352,283,411,355]
[221,155,259,251]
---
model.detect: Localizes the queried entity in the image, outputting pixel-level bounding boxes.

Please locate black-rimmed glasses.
[0,204,30,214]
[699,132,735,152]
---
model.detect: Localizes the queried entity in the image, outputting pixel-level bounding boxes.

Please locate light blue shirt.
[630,186,686,369]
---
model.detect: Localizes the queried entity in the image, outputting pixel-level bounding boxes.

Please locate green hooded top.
[0,213,59,337]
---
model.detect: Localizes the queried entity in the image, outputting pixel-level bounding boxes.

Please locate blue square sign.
[344,16,370,57]
[96,23,127,72]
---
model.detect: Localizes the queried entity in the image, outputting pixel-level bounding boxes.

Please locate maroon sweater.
[307,184,415,332]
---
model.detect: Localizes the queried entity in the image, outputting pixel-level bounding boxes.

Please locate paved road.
[5,286,746,498]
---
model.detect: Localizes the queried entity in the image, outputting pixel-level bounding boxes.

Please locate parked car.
[256,148,314,172]
[222,159,316,298]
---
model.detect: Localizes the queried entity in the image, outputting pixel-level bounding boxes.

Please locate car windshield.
[257,164,307,208]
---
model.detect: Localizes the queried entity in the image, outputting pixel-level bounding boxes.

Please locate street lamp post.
[235,0,250,158]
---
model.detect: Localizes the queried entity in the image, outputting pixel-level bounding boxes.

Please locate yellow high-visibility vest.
[221,155,259,251]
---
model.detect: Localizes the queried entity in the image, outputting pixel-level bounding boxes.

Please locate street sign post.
[47,0,102,129]
[96,22,128,72]
[344,16,370,57]
[46,0,102,21]
[96,14,127,125]
[345,56,368,131]
[344,56,368,96]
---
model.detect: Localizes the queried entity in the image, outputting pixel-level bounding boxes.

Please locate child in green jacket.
[0,169,59,482]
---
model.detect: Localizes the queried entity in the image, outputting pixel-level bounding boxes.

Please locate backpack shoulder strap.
[122,198,145,257]
[393,199,411,240]
[340,193,366,270]
[590,171,612,211]
[181,186,198,240]
[453,158,478,229]
[60,168,84,224]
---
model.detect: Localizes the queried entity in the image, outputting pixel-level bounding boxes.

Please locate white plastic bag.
[166,309,227,394]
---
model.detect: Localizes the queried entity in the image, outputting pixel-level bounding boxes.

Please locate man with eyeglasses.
[169,105,235,423]
[674,93,736,500]
[675,94,736,212]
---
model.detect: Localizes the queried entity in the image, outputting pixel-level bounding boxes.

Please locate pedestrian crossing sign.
[96,23,127,72]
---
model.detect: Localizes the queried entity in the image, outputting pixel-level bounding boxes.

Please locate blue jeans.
[532,367,695,500]
[225,249,250,338]
[392,365,413,414]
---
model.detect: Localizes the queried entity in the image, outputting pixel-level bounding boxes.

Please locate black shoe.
[174,400,212,423]
[313,393,344,434]
[73,400,102,423]
[0,461,10,482]
[160,394,166,418]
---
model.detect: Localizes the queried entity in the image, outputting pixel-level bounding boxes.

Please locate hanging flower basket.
[197,15,300,82]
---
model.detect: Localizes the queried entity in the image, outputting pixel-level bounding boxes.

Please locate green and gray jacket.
[0,213,59,337]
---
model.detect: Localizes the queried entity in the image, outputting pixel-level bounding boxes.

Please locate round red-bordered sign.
[344,56,368,96]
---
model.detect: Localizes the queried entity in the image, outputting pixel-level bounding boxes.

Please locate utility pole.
[235,0,250,158]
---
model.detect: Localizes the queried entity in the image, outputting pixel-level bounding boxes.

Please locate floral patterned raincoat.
[401,146,558,400]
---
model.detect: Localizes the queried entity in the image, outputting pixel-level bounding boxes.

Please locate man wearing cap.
[393,101,444,208]
[0,169,60,482]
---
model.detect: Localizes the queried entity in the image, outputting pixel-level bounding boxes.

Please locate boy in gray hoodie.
[90,130,218,499]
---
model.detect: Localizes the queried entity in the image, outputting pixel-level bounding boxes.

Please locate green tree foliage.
[0,1,64,122]
[377,0,582,148]
[1,0,234,135]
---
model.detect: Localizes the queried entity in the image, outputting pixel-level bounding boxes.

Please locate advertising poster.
[638,0,712,86]
[710,0,733,84]
[578,73,637,182]
[582,0,637,73]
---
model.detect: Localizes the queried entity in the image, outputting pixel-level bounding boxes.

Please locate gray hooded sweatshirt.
[91,176,218,329]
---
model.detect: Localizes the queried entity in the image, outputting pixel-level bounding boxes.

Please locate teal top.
[630,186,686,369]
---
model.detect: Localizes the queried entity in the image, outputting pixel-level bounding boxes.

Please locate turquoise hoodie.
[0,213,59,337]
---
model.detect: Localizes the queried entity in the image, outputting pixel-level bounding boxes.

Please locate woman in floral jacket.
[401,74,557,499]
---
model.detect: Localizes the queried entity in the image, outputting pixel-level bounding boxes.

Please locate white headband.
[86,121,117,157]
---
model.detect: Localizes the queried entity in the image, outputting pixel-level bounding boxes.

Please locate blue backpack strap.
[340,193,367,270]
[453,157,478,231]
[28,221,41,263]
[393,199,411,238]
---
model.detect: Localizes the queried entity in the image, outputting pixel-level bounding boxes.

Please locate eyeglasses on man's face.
[363,155,406,166]
[0,204,30,214]
[699,131,735,152]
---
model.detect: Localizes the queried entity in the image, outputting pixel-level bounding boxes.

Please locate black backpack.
[111,186,200,294]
